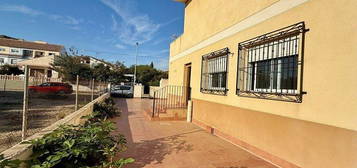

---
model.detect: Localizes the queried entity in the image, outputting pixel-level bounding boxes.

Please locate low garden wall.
[0,93,109,161]
[149,86,160,98]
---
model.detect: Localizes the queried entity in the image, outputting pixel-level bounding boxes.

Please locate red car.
[29,82,73,95]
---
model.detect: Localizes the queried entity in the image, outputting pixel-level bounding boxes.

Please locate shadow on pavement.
[113,98,195,168]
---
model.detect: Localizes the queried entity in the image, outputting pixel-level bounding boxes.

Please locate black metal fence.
[152,85,190,117]
[200,48,229,95]
[237,22,308,102]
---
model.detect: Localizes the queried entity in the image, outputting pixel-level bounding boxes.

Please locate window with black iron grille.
[236,22,308,102]
[201,48,229,95]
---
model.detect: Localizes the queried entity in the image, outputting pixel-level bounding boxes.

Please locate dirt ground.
[0,91,99,153]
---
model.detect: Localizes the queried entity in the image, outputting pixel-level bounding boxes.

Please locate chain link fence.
[0,75,24,152]
[0,69,109,153]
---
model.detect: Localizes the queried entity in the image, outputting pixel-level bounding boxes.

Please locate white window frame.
[10,48,20,53]
[207,73,226,91]
[251,59,297,94]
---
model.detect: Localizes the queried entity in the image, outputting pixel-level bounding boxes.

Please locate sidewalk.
[113,98,278,168]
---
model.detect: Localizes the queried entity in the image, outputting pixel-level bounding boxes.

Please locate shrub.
[26,120,133,168]
[92,98,120,121]
[103,97,115,106]
[24,97,133,168]
[0,65,23,75]
[0,154,21,168]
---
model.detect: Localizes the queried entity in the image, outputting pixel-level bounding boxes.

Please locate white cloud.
[151,38,169,46]
[139,48,169,57]
[115,44,126,49]
[0,4,42,16]
[69,26,81,30]
[155,58,169,70]
[0,4,82,29]
[161,17,181,28]
[157,49,169,54]
[49,15,81,25]
[101,0,160,45]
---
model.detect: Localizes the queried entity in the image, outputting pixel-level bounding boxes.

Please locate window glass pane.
[11,59,17,64]
[120,86,131,90]
[256,61,271,89]
[221,73,227,88]
[211,73,219,88]
[40,83,49,86]
[272,59,278,89]
[280,55,298,90]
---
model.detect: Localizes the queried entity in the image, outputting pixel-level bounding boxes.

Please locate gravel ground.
[0,91,99,153]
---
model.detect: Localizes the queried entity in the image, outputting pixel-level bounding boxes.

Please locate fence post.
[22,66,29,141]
[75,75,79,111]
[3,75,6,91]
[91,78,94,101]
[152,92,156,118]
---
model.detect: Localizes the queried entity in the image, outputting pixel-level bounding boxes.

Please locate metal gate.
[152,85,190,117]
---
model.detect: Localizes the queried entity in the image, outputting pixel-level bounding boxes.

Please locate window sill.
[237,90,305,103]
[200,89,227,96]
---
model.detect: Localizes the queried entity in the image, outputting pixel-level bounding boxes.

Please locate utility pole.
[134,42,139,85]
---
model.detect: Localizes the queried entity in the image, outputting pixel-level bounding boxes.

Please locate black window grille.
[236,22,308,102]
[201,48,229,95]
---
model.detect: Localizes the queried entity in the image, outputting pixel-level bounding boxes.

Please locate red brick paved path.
[113,98,278,168]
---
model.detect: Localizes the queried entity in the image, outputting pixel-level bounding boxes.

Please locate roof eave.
[174,0,188,3]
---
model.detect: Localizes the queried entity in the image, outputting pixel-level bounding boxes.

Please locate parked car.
[29,82,73,95]
[110,85,133,97]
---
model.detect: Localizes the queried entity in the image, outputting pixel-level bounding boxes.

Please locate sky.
[0,0,185,70]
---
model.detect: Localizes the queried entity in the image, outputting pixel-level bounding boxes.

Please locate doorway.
[184,63,192,101]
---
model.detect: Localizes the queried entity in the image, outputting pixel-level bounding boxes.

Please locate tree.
[52,52,128,84]
[92,63,111,82]
[0,65,23,75]
[108,61,128,84]
[51,48,165,86]
[51,54,92,82]
[128,64,168,86]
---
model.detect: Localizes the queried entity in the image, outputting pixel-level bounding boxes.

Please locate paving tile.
[112,98,278,168]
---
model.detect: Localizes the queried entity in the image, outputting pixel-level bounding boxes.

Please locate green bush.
[0,154,21,168]
[1,97,130,168]
[103,97,115,106]
[26,120,133,168]
[91,98,120,121]
[0,65,23,75]
[22,97,133,168]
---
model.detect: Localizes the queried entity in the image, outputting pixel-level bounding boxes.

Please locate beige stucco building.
[168,0,357,167]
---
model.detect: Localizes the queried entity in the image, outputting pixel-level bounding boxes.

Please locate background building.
[0,35,64,66]
[79,56,113,68]
[168,0,357,168]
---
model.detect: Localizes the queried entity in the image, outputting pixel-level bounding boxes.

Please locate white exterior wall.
[0,55,26,65]
[9,47,23,56]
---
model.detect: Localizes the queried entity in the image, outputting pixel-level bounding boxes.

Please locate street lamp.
[134,42,139,85]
